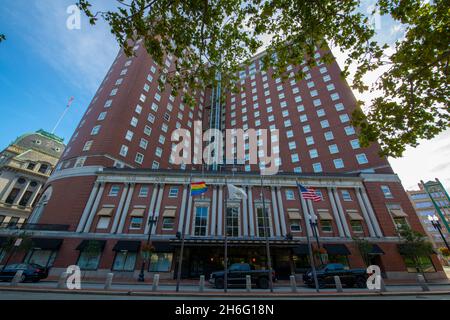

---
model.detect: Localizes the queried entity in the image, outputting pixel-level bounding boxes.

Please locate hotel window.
[297,105,305,112]
[292,87,299,94]
[150,65,156,73]
[130,117,138,127]
[290,219,301,232]
[97,112,107,121]
[159,135,166,144]
[344,126,355,135]
[119,145,128,157]
[139,138,148,150]
[320,220,333,232]
[265,98,272,104]
[320,120,330,128]
[161,123,168,133]
[309,149,319,159]
[330,93,340,101]
[155,93,161,102]
[340,114,350,123]
[135,105,142,114]
[381,185,393,199]
[291,154,300,163]
[350,220,364,233]
[295,96,302,103]
[120,69,127,75]
[113,250,137,272]
[148,113,155,123]
[109,185,121,196]
[164,112,171,122]
[144,125,152,136]
[163,217,175,230]
[139,186,149,197]
[277,85,283,91]
[194,206,208,236]
[313,99,322,107]
[288,141,297,150]
[226,207,240,237]
[387,204,408,230]
[97,216,110,229]
[300,114,308,123]
[147,74,153,82]
[294,167,302,173]
[110,89,118,96]
[130,217,143,229]
[307,81,315,88]
[104,100,112,108]
[329,144,339,154]
[306,136,314,145]
[91,125,101,135]
[135,153,144,164]
[74,157,86,168]
[356,153,369,164]
[115,78,123,85]
[333,158,345,169]
[310,90,318,97]
[286,130,294,138]
[143,83,150,92]
[284,120,292,127]
[152,161,159,169]
[313,162,323,173]
[83,140,93,151]
[151,103,158,112]
[319,67,328,74]
[350,139,360,149]
[317,109,325,117]
[125,130,134,141]
[256,207,271,237]
[341,190,352,201]
[155,147,162,157]
[303,125,311,133]
[169,187,179,198]
[323,75,331,82]
[278,93,285,99]
[326,84,335,91]
[335,103,345,111]
[285,190,295,200]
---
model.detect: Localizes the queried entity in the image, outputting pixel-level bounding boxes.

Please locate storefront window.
[403,256,436,273]
[327,254,349,268]
[149,253,173,272]
[320,220,333,232]
[194,206,208,236]
[162,217,175,230]
[226,207,239,237]
[293,255,310,273]
[25,249,57,268]
[77,250,101,270]
[350,220,363,233]
[112,251,137,271]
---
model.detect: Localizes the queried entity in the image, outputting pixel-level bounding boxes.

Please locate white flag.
[227,184,247,200]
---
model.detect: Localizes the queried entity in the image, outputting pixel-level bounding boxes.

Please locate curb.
[1,287,450,298]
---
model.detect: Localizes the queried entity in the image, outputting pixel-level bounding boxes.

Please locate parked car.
[209,263,276,289]
[303,263,368,288]
[0,263,49,283]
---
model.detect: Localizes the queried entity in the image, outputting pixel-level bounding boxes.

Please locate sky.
[0,0,448,192]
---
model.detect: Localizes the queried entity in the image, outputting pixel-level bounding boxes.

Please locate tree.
[353,237,373,267]
[76,0,448,157]
[397,225,434,278]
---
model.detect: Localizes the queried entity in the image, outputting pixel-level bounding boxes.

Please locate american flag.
[298,183,322,202]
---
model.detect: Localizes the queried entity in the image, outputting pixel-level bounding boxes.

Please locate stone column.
[151,184,165,235]
[332,188,351,238]
[327,187,345,237]
[360,187,383,237]
[210,186,217,236]
[76,181,101,232]
[82,182,105,233]
[0,176,19,202]
[26,182,43,207]
[184,193,193,235]
[242,186,249,236]
[355,187,376,237]
[110,184,130,233]
[177,184,188,234]
[270,187,281,236]
[145,184,160,234]
[13,180,31,205]
[117,183,135,234]
[248,187,255,236]
[300,196,313,236]
[276,187,287,236]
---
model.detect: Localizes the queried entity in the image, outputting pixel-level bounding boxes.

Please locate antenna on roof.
[51,97,74,134]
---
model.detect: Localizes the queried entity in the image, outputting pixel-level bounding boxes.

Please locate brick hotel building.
[0,40,445,281]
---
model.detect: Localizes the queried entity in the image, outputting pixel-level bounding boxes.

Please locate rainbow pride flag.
[191,181,207,196]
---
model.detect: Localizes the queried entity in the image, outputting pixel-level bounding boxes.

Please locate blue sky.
[0,0,448,191]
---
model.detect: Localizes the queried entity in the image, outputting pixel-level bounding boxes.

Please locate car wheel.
[258,277,269,289]
[355,277,366,289]
[214,278,224,289]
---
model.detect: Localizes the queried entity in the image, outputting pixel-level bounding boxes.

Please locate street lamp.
[309,214,324,265]
[138,216,158,282]
[428,215,450,250]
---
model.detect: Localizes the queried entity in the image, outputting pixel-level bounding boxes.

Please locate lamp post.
[428,215,450,250]
[309,213,324,265]
[138,216,158,282]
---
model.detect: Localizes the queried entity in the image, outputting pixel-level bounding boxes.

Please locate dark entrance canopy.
[369,244,385,255]
[76,240,106,251]
[113,240,141,252]
[31,238,63,250]
[153,242,172,252]
[323,244,351,255]
[293,244,309,255]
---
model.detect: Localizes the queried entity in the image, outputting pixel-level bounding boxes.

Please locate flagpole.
[296,180,320,292]
[51,97,74,134]
[224,176,228,293]
[176,174,192,292]
[260,175,274,293]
